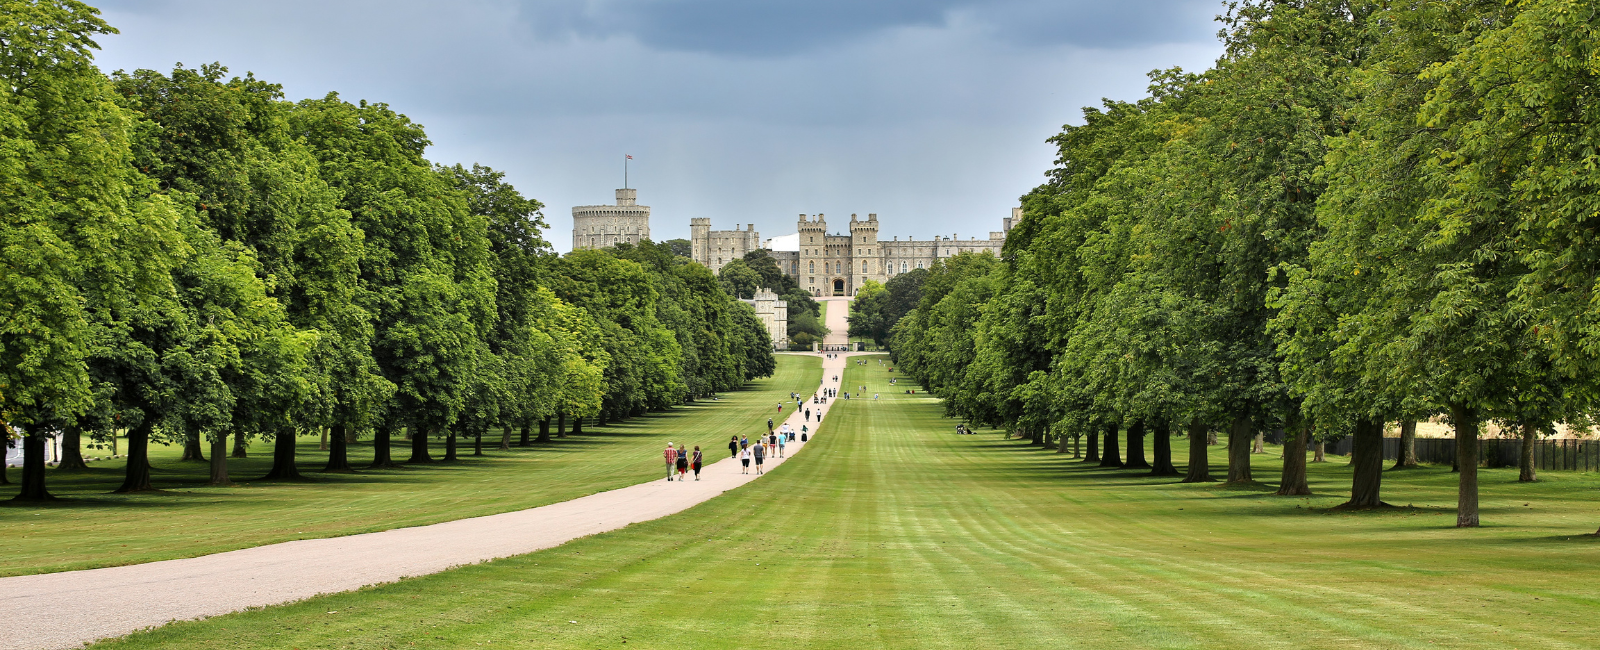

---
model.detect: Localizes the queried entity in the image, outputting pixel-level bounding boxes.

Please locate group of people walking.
[663,393,821,481]
[662,443,704,481]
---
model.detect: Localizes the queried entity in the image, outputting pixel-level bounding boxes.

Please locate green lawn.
[0,355,820,577]
[94,354,1600,649]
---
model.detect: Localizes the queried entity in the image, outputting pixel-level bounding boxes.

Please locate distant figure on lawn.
[664,443,677,481]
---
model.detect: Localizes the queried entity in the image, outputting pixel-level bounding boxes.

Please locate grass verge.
[0,355,820,577]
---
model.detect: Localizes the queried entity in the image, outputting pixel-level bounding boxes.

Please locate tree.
[1,1,187,500]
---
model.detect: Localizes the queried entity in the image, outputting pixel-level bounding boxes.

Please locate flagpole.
[624,154,628,190]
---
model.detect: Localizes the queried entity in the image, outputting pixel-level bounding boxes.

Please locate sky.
[89,0,1227,252]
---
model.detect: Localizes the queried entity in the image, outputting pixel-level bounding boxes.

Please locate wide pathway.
[0,353,857,650]
[822,296,851,347]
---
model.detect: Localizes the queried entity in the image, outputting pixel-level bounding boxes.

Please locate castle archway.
[833,278,845,296]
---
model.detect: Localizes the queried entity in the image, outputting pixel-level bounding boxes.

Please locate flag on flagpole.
[627,154,633,159]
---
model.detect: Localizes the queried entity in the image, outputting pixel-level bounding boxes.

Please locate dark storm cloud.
[518,0,1218,56]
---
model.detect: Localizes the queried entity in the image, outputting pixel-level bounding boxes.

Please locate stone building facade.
[691,208,1019,297]
[688,218,762,274]
[740,287,788,349]
[572,189,651,251]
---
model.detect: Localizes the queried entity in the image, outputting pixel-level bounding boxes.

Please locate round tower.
[572,188,651,250]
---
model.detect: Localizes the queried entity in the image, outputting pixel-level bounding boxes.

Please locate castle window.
[862,261,868,273]
[917,261,923,269]
[809,261,814,273]
[901,261,907,273]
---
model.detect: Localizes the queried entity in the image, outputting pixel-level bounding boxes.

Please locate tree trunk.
[1206,430,1218,446]
[408,425,433,464]
[1182,420,1213,483]
[208,431,230,486]
[596,411,607,428]
[16,427,53,500]
[319,426,329,452]
[1313,440,1326,463]
[1150,421,1178,476]
[1392,420,1418,469]
[572,416,583,436]
[536,418,551,443]
[180,425,206,462]
[1057,431,1070,454]
[323,423,354,472]
[231,430,248,458]
[1252,432,1265,454]
[499,424,512,452]
[1344,418,1384,507]
[1276,426,1310,496]
[1225,414,1252,484]
[1451,403,1480,527]
[557,413,566,438]
[1073,434,1081,458]
[261,429,303,480]
[443,430,458,461]
[1084,427,1100,463]
[1099,423,1122,468]
[1123,420,1151,469]
[473,427,484,456]
[115,420,155,493]
[1518,422,1536,482]
[57,426,88,472]
[371,424,399,468]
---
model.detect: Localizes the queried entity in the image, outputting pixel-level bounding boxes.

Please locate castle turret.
[689,217,711,265]
[572,189,651,250]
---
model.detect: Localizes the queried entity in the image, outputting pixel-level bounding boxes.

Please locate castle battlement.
[691,208,1018,297]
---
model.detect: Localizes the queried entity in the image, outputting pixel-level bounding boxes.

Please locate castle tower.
[849,213,881,292]
[798,214,828,296]
[689,217,711,265]
[572,188,651,251]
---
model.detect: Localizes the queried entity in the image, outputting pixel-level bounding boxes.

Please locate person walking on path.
[675,444,689,480]
[767,417,774,434]
[777,432,786,457]
[740,446,752,474]
[740,434,749,452]
[805,408,811,421]
[691,446,703,481]
[663,443,677,481]
[728,436,739,459]
[752,440,765,475]
[801,424,808,442]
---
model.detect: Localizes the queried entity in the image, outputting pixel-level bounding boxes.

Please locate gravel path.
[1,351,857,650]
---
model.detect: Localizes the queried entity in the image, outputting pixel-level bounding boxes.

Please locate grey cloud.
[516,0,1219,56]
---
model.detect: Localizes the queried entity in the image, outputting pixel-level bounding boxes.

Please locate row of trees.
[1,1,774,501]
[717,250,830,348]
[891,0,1600,529]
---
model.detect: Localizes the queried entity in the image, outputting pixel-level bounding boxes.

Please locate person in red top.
[663,443,677,481]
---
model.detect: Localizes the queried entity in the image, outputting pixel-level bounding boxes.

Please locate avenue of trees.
[1,1,774,500]
[717,250,830,348]
[892,0,1600,530]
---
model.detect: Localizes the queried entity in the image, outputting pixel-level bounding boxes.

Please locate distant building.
[690,208,1019,296]
[572,189,651,251]
[741,287,788,349]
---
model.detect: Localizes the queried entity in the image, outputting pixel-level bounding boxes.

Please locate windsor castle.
[573,188,1020,299]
